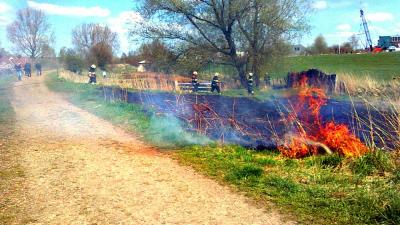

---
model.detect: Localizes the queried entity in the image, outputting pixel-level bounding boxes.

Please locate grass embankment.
[46,72,400,225]
[272,52,400,80]
[206,52,400,80]
[0,75,28,224]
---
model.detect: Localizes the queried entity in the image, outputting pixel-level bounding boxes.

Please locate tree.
[311,35,328,54]
[60,48,85,73]
[133,0,310,86]
[0,41,8,58]
[6,8,53,58]
[89,43,113,69]
[348,34,359,51]
[72,23,119,66]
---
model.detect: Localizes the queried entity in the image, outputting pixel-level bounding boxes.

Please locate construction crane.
[360,9,374,51]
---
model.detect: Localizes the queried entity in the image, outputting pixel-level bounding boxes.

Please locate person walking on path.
[247,73,254,95]
[211,73,221,94]
[191,71,200,93]
[35,62,42,76]
[88,64,97,84]
[24,62,32,77]
[9,56,24,81]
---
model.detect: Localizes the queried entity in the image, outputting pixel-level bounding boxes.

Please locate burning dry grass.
[278,85,369,158]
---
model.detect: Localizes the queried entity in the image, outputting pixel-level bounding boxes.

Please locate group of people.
[10,55,42,81]
[191,71,255,95]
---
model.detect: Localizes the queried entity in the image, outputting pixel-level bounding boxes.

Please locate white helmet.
[91,64,96,69]
[249,73,253,76]
[214,72,219,76]
[193,71,198,75]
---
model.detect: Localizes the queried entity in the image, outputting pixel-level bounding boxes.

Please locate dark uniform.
[191,72,199,92]
[247,73,254,95]
[264,73,271,86]
[211,74,221,94]
[88,65,97,84]
[24,63,31,77]
[35,63,42,76]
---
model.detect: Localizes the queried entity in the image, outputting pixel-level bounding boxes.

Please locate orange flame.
[279,76,369,158]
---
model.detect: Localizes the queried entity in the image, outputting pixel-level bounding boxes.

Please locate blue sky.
[1,0,400,55]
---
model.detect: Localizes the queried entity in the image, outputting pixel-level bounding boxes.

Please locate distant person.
[24,62,31,77]
[88,64,97,84]
[102,70,107,78]
[211,73,221,94]
[264,72,271,86]
[35,62,42,76]
[10,56,23,81]
[191,71,200,92]
[247,73,254,95]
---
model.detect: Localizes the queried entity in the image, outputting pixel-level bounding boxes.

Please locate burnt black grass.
[46,72,400,225]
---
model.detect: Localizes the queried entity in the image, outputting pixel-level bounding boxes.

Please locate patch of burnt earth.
[101,86,396,150]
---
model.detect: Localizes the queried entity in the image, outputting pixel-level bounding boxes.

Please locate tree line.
[5,1,318,88]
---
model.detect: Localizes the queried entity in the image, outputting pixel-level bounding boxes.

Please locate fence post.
[174,80,180,92]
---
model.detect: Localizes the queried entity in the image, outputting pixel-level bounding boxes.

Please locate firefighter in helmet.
[247,72,254,95]
[88,64,97,84]
[211,72,221,94]
[191,71,200,92]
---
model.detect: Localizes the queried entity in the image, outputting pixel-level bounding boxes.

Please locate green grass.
[204,52,400,81]
[45,72,210,148]
[271,52,400,80]
[46,71,400,224]
[174,145,400,225]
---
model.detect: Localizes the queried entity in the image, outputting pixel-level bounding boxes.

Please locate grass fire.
[279,76,369,158]
[1,1,400,225]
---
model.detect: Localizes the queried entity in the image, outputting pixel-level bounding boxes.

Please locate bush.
[351,150,394,176]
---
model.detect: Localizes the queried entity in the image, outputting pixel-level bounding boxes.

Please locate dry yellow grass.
[59,69,190,91]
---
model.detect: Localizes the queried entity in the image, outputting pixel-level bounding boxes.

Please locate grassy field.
[46,72,400,225]
[272,52,400,80]
[204,52,400,81]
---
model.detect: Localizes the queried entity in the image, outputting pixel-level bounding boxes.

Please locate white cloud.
[27,0,110,17]
[107,11,143,52]
[312,1,328,10]
[0,2,11,14]
[337,24,351,31]
[0,2,13,26]
[365,12,394,22]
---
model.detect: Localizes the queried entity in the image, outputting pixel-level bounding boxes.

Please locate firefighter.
[191,71,200,92]
[24,62,31,77]
[88,64,97,84]
[247,72,254,95]
[211,72,221,94]
[35,62,42,76]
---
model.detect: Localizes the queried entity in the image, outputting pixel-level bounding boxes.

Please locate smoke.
[147,113,211,147]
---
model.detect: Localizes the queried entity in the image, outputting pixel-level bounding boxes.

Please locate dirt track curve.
[5,74,291,224]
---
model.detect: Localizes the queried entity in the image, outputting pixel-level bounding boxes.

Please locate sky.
[1,0,400,55]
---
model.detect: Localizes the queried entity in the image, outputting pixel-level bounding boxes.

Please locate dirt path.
[8,75,291,225]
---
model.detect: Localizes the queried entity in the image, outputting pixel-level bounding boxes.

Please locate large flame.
[279,76,369,158]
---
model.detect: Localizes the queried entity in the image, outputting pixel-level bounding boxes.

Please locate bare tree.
[311,35,328,55]
[7,8,53,58]
[133,0,310,86]
[72,23,119,62]
[348,34,359,51]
